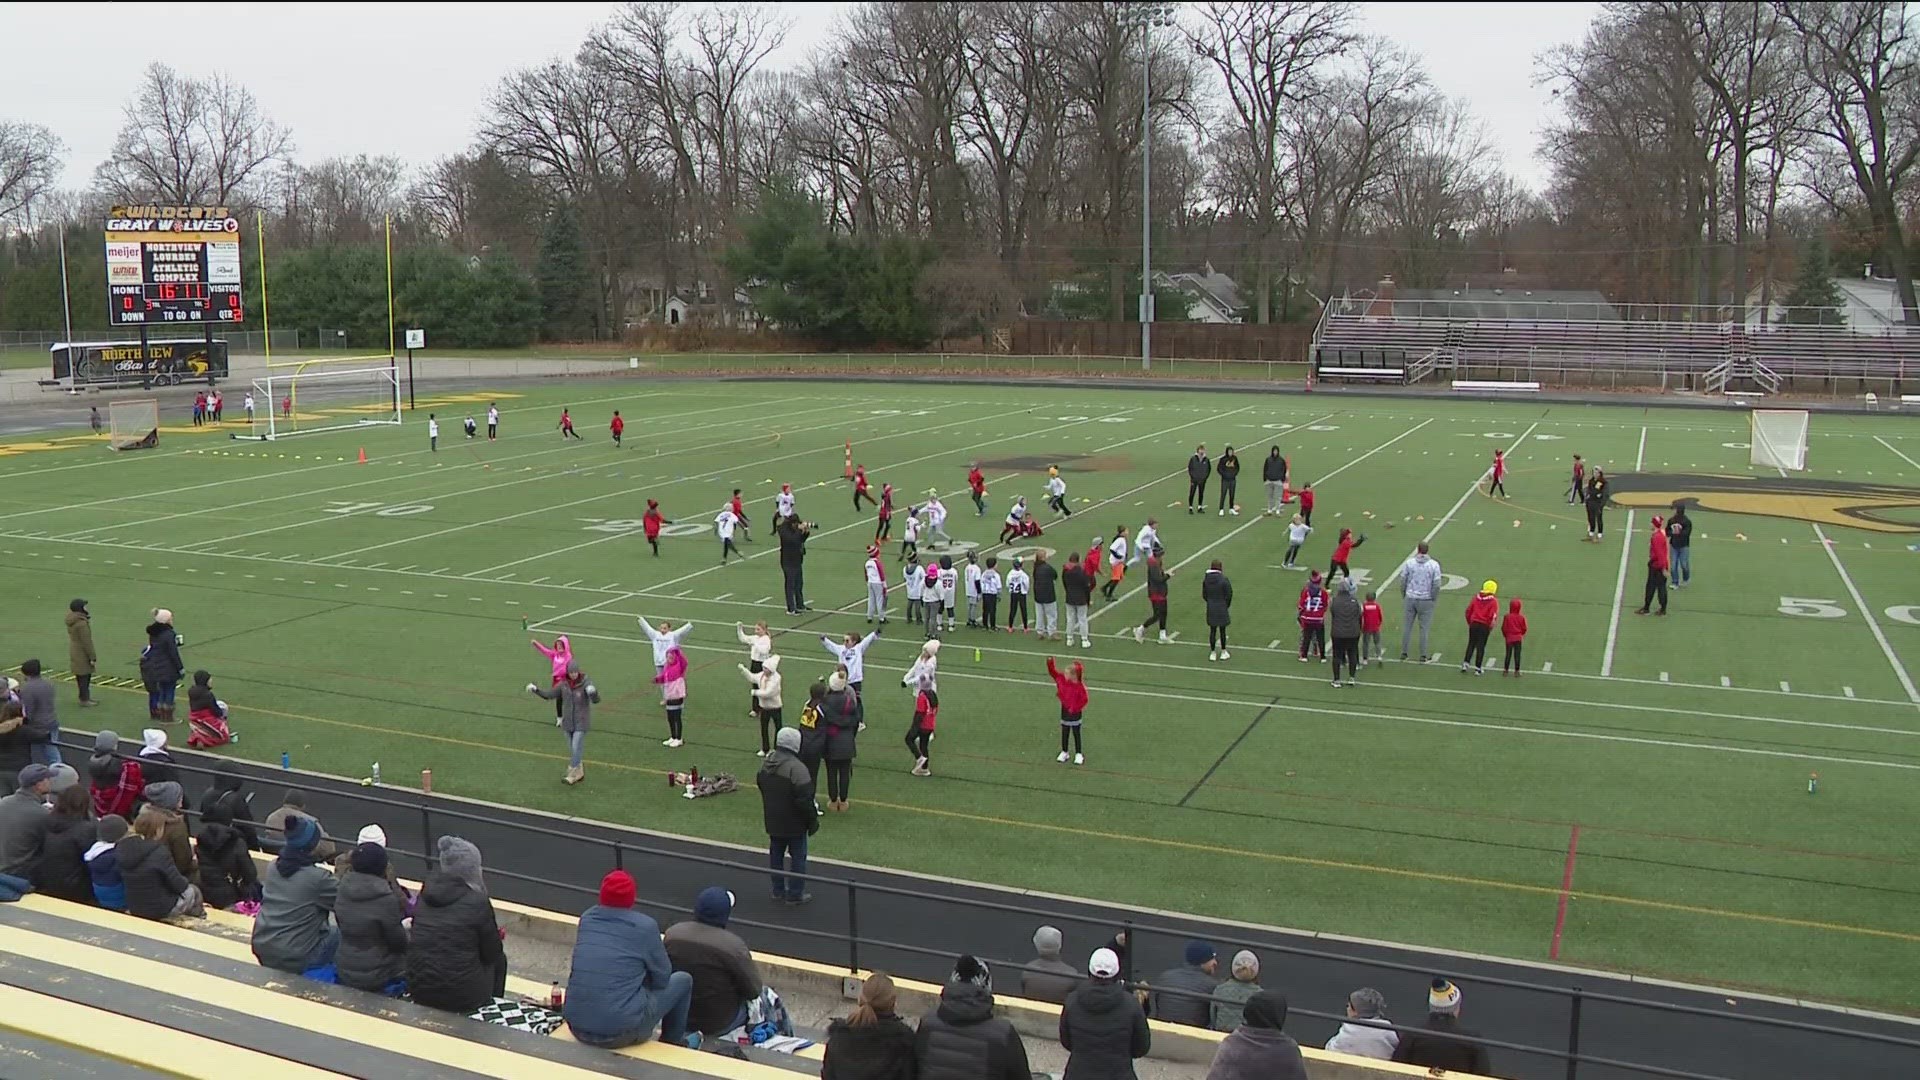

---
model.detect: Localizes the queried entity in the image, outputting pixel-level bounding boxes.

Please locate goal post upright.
[238,354,401,441]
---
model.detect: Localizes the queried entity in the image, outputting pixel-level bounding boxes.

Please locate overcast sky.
[2,1,1598,195]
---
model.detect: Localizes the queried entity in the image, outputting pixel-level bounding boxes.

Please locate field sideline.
[2,378,1917,1012]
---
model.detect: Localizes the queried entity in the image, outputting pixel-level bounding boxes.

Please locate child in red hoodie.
[1046,657,1089,765]
[1297,571,1329,662]
[1360,591,1384,665]
[1328,527,1365,580]
[1461,580,1500,675]
[906,689,936,776]
[1298,482,1316,526]
[1501,598,1528,677]
[642,499,670,556]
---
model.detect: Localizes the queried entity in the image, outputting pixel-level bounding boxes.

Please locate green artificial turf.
[1,378,1917,1011]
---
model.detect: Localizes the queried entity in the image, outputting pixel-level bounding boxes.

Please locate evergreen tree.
[535,208,594,341]
[1777,241,1847,327]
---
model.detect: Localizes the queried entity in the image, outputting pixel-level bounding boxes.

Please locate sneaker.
[1057,751,1070,763]
[1331,679,1341,687]
[1081,639,1091,650]
[1317,656,1325,663]
[1460,662,1471,672]
[1230,508,1240,516]
[1298,655,1308,663]
[1475,667,1485,676]
[662,738,681,748]
[1219,650,1230,660]
[1218,509,1225,516]
[1158,631,1170,644]
[1073,753,1084,765]
[787,892,814,906]
[1209,650,1219,661]
[1134,626,1145,643]
[755,749,766,757]
[1399,653,1408,661]
[1634,608,1648,616]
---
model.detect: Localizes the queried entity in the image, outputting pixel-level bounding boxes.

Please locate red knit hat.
[599,870,636,908]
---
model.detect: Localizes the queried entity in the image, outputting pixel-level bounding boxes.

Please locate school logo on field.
[1608,473,1920,534]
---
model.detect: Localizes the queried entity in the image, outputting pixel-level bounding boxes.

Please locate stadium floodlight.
[1116,1,1178,372]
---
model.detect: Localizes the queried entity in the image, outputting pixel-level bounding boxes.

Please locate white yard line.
[1090,416,1433,621]
[1378,422,1541,592]
[1599,425,1648,678]
[1811,523,1919,706]
[1874,435,1920,472]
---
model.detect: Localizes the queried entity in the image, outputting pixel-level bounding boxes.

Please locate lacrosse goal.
[1750,409,1809,472]
[237,356,401,441]
[107,398,160,451]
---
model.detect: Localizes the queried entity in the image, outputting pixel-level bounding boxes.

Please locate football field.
[2,378,1917,1012]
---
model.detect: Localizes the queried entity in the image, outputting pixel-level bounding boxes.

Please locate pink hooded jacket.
[533,636,573,682]
[653,647,688,701]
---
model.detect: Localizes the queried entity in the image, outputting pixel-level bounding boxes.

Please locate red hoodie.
[610,414,624,436]
[1502,599,1528,643]
[1491,451,1505,480]
[855,468,870,492]
[1299,487,1315,513]
[1648,517,1670,572]
[643,503,665,539]
[1466,591,1499,627]
[1332,529,1356,563]
[914,690,937,732]
[1361,598,1383,633]
[968,468,986,496]
[1047,657,1089,713]
[1298,583,1328,626]
[1085,543,1103,577]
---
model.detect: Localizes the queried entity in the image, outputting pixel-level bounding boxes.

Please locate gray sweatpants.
[1037,601,1059,637]
[1400,597,1437,657]
[867,582,888,620]
[1265,480,1285,513]
[1065,604,1090,643]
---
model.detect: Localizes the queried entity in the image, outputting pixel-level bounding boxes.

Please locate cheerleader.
[863,545,888,624]
[736,620,772,721]
[1046,657,1088,765]
[652,646,689,747]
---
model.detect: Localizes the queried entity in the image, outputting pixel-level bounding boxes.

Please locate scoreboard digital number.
[105,205,245,327]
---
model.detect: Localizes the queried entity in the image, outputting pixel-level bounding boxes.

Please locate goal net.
[1750,409,1809,471]
[107,398,159,451]
[238,357,400,441]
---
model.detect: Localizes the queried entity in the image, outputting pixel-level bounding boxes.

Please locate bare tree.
[960,1,1069,285]
[1778,0,1920,323]
[1190,0,1356,321]
[1379,97,1496,288]
[0,122,64,228]
[94,63,291,204]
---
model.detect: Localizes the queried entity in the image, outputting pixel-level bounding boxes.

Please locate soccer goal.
[107,398,160,451]
[238,357,401,441]
[1750,409,1809,471]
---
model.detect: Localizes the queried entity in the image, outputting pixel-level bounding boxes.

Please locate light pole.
[1120,2,1176,371]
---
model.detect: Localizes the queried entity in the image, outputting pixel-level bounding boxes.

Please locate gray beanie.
[94,730,119,753]
[775,726,802,753]
[1033,925,1064,960]
[142,781,184,811]
[437,835,486,896]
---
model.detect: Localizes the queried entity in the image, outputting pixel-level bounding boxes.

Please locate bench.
[1452,379,1541,393]
[1899,394,1920,410]
[1317,366,1405,383]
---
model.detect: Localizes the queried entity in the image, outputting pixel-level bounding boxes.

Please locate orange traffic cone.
[357,447,367,464]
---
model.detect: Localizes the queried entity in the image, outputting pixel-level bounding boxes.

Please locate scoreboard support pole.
[138,325,151,390]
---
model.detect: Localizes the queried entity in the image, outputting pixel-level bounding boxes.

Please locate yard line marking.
[1600,424,1648,678]
[1267,639,1283,649]
[1811,520,1919,706]
[1548,824,1581,961]
[562,580,583,588]
[1844,686,1856,699]
[1874,435,1920,472]
[1380,421,1540,594]
[673,589,693,597]
[528,576,548,584]
[714,593,733,601]
[756,596,773,604]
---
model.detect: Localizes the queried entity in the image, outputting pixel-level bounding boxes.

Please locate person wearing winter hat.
[1327,576,1364,688]
[1020,925,1081,1005]
[86,813,129,910]
[1501,597,1530,677]
[1392,977,1490,1075]
[140,781,197,880]
[16,658,61,767]
[88,730,142,821]
[47,762,80,795]
[1636,513,1670,616]
[195,797,259,911]
[134,728,184,808]
[564,869,699,1049]
[642,500,671,556]
[139,608,185,722]
[335,841,408,993]
[264,789,334,861]
[1151,940,1220,1028]
[1210,950,1265,1032]
[185,668,237,748]
[1204,989,1307,1080]
[0,764,56,877]
[739,651,784,757]
[408,836,507,1014]
[665,886,765,1037]
[820,669,861,812]
[1060,946,1150,1080]
[66,599,97,707]
[119,805,203,920]
[1460,580,1499,675]
[529,659,600,785]
[1325,987,1399,1061]
[914,954,1030,1080]
[757,725,818,905]
[251,814,339,973]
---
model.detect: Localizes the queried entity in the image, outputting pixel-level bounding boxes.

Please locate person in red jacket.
[730,489,752,543]
[1360,591,1384,666]
[1461,580,1500,675]
[905,688,937,776]
[609,411,624,447]
[853,465,877,511]
[642,499,670,556]
[1501,598,1529,677]
[874,481,893,542]
[1327,527,1365,580]
[1487,449,1508,498]
[1297,571,1329,662]
[1636,514,1670,616]
[1084,537,1104,580]
[559,407,583,441]
[968,463,988,516]
[1298,482,1316,526]
[1046,657,1089,765]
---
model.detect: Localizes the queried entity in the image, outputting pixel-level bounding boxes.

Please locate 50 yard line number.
[1778,596,1920,625]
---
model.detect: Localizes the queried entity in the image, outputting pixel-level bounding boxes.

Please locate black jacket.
[1187,454,1212,483]
[1668,512,1692,549]
[1062,566,1094,607]
[187,671,217,714]
[1202,571,1234,627]
[1586,475,1608,505]
[139,622,185,685]
[1393,1014,1491,1076]
[0,716,31,783]
[117,834,192,919]
[32,812,96,903]
[823,689,861,762]
[201,778,259,849]
[756,749,819,839]
[195,821,258,910]
[1262,452,1287,483]
[407,873,505,1014]
[1032,562,1059,605]
[1060,979,1151,1080]
[335,868,409,993]
[823,1013,919,1080]
[1217,452,1240,482]
[914,982,1030,1080]
[778,521,810,565]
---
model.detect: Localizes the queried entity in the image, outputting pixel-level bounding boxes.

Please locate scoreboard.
[105,205,245,327]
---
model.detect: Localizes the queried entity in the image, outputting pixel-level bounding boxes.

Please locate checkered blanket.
[468,996,563,1035]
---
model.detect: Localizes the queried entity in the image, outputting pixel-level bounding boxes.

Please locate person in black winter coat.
[139,609,186,723]
[1061,946,1151,1080]
[1393,978,1491,1076]
[1261,447,1288,515]
[915,956,1030,1080]
[778,516,814,614]
[118,808,203,920]
[1201,561,1234,660]
[32,784,97,904]
[823,972,918,1080]
[0,702,32,795]
[407,836,506,1014]
[201,765,260,850]
[335,842,409,994]
[821,673,860,812]
[1186,446,1212,513]
[195,799,259,910]
[1215,446,1241,515]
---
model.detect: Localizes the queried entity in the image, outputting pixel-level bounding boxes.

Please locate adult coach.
[1666,504,1693,587]
[778,516,814,615]
[1216,446,1241,516]
[1398,542,1443,661]
[1635,514,1669,616]
[1583,468,1609,542]
[1262,446,1288,515]
[1186,445,1212,514]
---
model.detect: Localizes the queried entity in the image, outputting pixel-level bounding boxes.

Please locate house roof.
[1156,263,1246,321]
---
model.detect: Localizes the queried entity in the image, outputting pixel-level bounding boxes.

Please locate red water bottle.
[549,981,564,1009]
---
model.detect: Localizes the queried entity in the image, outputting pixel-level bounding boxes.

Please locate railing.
[1703,359,1733,395]
[1405,347,1443,384]
[75,738,1920,1080]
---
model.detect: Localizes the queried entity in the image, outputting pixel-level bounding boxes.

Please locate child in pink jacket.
[653,646,689,747]
[532,636,572,718]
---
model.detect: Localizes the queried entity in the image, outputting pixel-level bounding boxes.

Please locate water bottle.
[548,981,564,1009]
[280,750,290,770]
[371,762,381,785]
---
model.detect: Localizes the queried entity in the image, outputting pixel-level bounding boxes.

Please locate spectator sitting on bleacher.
[1059,946,1149,1080]
[88,731,141,819]
[822,972,916,1080]
[195,799,259,911]
[1209,950,1262,1031]
[120,805,204,919]
[563,869,699,1049]
[141,782,198,883]
[335,841,409,995]
[663,886,763,1038]
[201,765,260,850]
[251,815,339,974]
[1150,940,1218,1028]
[1324,987,1397,1060]
[1392,978,1490,1076]
[264,790,336,861]
[332,825,412,913]
[32,784,96,904]
[0,763,53,877]
[408,836,508,1014]
[1204,990,1306,1080]
[0,703,30,796]
[1020,925,1082,1005]
[85,814,128,910]
[914,955,1031,1080]
[135,729,186,810]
